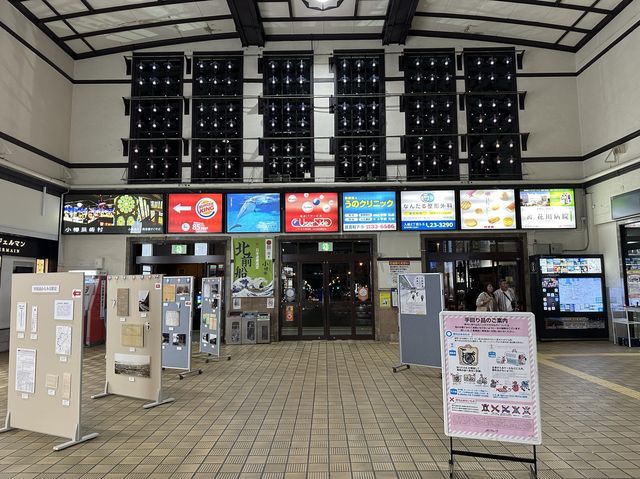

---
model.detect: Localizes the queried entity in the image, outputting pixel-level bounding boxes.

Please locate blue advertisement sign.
[342,191,397,231]
[226,193,281,233]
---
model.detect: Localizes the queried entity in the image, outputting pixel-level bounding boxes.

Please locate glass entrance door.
[280,240,374,340]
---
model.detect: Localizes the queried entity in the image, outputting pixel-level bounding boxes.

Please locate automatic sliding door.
[301,263,324,337]
[327,262,352,337]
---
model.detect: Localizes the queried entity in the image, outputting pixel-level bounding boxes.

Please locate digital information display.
[559,277,604,312]
[284,192,339,233]
[62,194,164,234]
[167,193,223,233]
[342,191,396,231]
[539,257,602,275]
[459,189,516,230]
[226,193,281,233]
[520,188,576,229]
[400,190,456,230]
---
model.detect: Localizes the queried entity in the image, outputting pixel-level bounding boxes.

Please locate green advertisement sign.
[232,238,274,297]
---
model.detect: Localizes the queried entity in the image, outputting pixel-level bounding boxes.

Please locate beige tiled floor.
[0,340,639,478]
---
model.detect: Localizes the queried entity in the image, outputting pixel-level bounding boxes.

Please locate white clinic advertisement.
[519,188,576,229]
[440,311,542,445]
[400,190,457,230]
[398,273,427,316]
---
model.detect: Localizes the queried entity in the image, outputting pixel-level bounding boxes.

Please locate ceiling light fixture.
[302,0,344,12]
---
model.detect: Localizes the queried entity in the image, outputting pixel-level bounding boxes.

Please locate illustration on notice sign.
[168,194,223,233]
[285,192,338,233]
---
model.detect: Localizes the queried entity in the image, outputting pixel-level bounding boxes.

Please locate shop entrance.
[423,236,526,311]
[280,240,374,340]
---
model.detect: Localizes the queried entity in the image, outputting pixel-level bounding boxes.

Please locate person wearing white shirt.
[494,279,518,312]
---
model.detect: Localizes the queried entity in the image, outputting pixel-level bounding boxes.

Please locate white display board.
[440,311,542,445]
[92,275,173,408]
[2,273,98,450]
[377,259,422,289]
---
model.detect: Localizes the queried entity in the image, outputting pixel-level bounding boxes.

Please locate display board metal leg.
[205,353,231,363]
[0,413,13,433]
[143,390,175,409]
[178,368,202,379]
[53,424,98,451]
[448,436,538,479]
[90,381,111,399]
[392,364,410,373]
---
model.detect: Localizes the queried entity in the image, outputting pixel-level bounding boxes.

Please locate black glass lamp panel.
[130,99,183,139]
[335,98,385,136]
[263,98,313,138]
[403,52,455,95]
[192,141,242,182]
[334,54,384,95]
[263,57,313,96]
[463,51,517,93]
[407,152,459,180]
[129,143,182,183]
[263,138,313,182]
[131,57,184,97]
[192,99,241,139]
[466,94,519,135]
[335,137,385,181]
[404,94,457,136]
[467,134,522,180]
[193,56,243,97]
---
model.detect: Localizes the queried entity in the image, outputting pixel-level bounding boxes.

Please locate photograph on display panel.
[114,353,151,378]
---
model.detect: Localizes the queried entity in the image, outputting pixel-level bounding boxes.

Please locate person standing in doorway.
[476,283,497,311]
[494,279,518,312]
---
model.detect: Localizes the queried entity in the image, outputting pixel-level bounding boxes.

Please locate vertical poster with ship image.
[440,311,541,445]
[226,193,281,233]
[232,238,274,297]
[62,194,164,234]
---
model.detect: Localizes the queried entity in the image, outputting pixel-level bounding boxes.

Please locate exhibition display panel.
[92,275,173,408]
[1,273,98,450]
[200,277,224,358]
[530,255,608,340]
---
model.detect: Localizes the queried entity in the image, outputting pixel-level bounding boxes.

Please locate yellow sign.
[379,291,391,308]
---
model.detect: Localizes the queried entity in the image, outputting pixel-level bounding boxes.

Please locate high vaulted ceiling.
[9,0,633,59]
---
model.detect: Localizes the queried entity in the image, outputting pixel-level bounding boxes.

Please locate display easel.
[161,276,202,379]
[196,277,231,364]
[1,272,99,450]
[92,275,174,409]
[393,273,444,373]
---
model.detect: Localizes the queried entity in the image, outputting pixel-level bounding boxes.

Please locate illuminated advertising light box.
[539,257,602,275]
[62,194,164,234]
[342,191,397,231]
[400,190,456,230]
[520,188,576,229]
[284,192,338,233]
[459,189,516,230]
[167,193,223,233]
[226,193,281,233]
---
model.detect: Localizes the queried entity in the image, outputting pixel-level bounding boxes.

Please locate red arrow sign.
[72,289,82,298]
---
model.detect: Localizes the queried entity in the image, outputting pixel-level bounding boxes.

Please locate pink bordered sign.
[440,311,542,445]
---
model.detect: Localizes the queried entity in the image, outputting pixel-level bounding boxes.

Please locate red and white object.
[167,194,223,233]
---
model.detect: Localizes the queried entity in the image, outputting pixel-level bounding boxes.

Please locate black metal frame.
[10,0,632,58]
[449,437,538,479]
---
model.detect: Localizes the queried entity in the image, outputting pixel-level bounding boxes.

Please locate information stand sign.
[1,272,98,450]
[393,273,444,372]
[198,277,231,363]
[92,275,173,409]
[161,276,201,378]
[440,311,541,478]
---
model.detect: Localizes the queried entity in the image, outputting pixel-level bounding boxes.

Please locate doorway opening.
[423,236,526,311]
[280,240,374,340]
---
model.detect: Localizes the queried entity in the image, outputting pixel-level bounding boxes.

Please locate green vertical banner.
[232,238,274,297]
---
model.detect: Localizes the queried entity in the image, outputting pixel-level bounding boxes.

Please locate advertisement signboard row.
[62,188,577,234]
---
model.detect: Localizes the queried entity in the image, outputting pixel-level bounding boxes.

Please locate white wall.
[0,179,60,240]
[0,2,73,180]
[577,3,640,177]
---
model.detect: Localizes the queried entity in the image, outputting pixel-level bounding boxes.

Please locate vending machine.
[530,255,608,340]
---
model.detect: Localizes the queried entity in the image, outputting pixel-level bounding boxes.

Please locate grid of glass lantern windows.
[331,52,385,181]
[192,54,243,181]
[128,55,184,182]
[260,55,313,181]
[464,49,522,179]
[400,50,458,180]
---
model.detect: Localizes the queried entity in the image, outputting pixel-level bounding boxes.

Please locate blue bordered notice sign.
[342,191,397,231]
[400,190,456,230]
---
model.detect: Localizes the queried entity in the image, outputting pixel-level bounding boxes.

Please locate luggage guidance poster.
[440,311,542,445]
